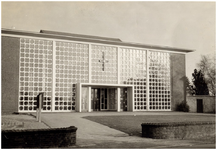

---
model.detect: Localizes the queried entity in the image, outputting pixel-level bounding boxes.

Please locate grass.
[83,114,215,137]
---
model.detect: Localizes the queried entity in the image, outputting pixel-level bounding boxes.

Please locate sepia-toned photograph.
[1,1,216,148]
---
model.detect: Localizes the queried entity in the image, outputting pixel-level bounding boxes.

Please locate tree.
[184,76,195,96]
[192,69,209,95]
[197,55,216,96]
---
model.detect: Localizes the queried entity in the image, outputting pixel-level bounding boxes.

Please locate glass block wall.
[149,51,171,110]
[18,37,171,112]
[55,41,89,111]
[120,48,147,110]
[19,38,53,112]
[91,45,118,84]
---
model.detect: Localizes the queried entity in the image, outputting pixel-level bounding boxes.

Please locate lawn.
[83,114,215,137]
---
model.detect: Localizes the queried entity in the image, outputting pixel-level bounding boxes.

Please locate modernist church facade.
[2,28,193,114]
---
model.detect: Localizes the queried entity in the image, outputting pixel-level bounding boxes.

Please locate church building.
[2,28,193,114]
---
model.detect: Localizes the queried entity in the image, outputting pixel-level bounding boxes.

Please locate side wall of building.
[2,36,20,114]
[170,53,186,111]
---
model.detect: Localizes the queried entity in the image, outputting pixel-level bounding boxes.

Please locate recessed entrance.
[77,83,134,112]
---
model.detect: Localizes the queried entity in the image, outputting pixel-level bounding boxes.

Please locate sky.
[1,1,216,79]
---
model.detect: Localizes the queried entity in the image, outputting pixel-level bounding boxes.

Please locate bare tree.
[197,54,216,96]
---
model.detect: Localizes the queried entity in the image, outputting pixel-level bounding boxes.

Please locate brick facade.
[2,126,77,148]
[142,121,215,139]
[170,53,186,111]
[2,36,20,114]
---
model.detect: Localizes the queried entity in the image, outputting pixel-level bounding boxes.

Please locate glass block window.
[91,45,118,84]
[55,41,89,111]
[19,38,53,112]
[149,51,171,110]
[120,48,147,111]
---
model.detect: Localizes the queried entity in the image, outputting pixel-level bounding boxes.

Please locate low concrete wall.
[2,126,77,148]
[187,96,215,113]
[141,122,215,139]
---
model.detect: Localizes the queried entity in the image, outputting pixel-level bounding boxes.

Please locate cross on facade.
[98,51,109,71]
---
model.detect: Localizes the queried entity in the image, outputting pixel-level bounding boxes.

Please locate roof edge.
[40,29,122,42]
[1,28,195,53]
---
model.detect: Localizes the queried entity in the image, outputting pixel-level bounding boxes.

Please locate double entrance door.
[90,88,128,111]
[81,87,128,112]
[91,88,116,111]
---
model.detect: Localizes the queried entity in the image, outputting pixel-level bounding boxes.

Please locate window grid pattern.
[55,41,89,111]
[149,51,171,110]
[91,45,118,84]
[120,48,147,110]
[19,38,53,112]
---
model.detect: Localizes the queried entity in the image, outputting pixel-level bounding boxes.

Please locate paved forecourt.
[39,111,215,148]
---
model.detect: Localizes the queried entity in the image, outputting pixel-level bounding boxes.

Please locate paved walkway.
[2,114,48,130]
[38,112,215,148]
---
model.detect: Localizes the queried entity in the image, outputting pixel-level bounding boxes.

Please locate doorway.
[91,88,100,111]
[91,88,117,111]
[91,88,108,111]
[78,83,133,112]
[197,99,203,113]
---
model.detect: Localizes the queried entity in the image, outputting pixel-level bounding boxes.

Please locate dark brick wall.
[2,36,20,114]
[2,126,77,148]
[142,122,215,139]
[170,53,186,111]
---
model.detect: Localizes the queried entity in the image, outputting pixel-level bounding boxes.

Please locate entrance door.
[91,88,100,111]
[91,88,109,111]
[197,99,203,113]
[100,88,108,110]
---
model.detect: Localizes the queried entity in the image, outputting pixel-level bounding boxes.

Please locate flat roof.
[2,28,195,53]
[40,30,122,42]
